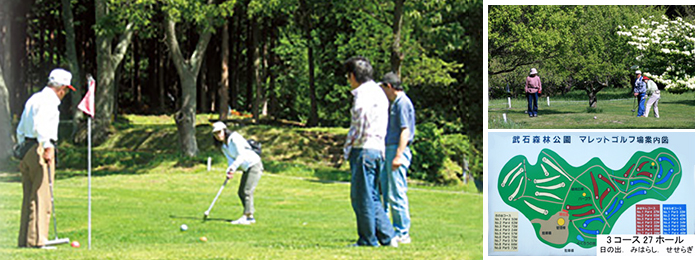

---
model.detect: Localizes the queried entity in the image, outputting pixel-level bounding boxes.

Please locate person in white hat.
[633,70,647,117]
[16,68,75,248]
[211,121,263,225]
[525,68,542,117]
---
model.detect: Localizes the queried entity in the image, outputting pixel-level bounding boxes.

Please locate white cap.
[635,70,641,75]
[212,121,227,133]
[48,68,75,90]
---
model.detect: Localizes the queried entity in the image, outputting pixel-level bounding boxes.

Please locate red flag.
[78,75,95,118]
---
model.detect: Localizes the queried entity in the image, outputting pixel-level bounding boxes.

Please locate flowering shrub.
[617,15,695,91]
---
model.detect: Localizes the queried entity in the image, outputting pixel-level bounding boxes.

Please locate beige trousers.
[18,144,54,248]
[644,92,660,118]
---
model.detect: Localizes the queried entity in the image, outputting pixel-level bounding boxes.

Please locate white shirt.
[16,87,61,149]
[344,80,389,158]
[221,131,261,172]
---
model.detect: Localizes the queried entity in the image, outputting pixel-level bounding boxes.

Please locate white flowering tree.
[617,15,695,91]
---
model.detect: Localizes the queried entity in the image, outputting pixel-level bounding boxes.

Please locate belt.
[24,137,56,146]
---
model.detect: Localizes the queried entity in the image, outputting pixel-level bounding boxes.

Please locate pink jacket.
[525,76,542,94]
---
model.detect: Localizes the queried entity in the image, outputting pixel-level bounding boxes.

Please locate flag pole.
[88,116,92,250]
[80,75,95,250]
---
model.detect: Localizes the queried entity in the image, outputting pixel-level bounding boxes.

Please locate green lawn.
[0,116,482,259]
[488,89,695,129]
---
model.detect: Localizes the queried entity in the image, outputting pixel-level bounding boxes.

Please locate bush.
[410,122,447,183]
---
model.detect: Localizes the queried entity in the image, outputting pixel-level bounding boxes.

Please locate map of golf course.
[497,148,682,249]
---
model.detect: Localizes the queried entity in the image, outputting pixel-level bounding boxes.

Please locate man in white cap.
[16,68,74,248]
[633,70,646,117]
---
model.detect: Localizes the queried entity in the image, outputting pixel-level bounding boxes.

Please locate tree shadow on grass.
[662,99,695,106]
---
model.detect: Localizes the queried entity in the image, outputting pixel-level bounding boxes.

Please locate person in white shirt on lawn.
[212,122,263,225]
[16,68,75,248]
[343,56,398,247]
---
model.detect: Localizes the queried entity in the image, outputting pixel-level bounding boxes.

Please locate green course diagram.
[497,148,682,249]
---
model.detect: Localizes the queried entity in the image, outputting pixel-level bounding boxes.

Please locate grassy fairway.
[0,116,482,259]
[488,89,695,129]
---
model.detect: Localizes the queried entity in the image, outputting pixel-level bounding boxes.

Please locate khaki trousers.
[18,144,54,248]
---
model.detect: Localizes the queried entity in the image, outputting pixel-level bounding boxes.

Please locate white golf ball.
[180,224,188,231]
[594,116,597,119]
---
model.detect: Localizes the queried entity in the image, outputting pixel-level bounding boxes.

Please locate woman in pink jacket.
[525,68,542,117]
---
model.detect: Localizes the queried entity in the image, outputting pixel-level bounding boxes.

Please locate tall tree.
[94,0,135,142]
[164,0,223,157]
[390,0,404,77]
[0,63,12,165]
[61,0,85,138]
[487,5,578,75]
[218,22,230,120]
[299,0,318,126]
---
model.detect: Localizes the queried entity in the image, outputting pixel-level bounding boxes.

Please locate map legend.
[663,204,687,235]
[493,212,519,252]
[635,204,661,234]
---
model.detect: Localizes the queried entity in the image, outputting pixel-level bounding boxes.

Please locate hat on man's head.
[48,68,75,91]
[212,121,227,133]
[530,68,538,75]
[635,70,642,75]
[380,72,402,90]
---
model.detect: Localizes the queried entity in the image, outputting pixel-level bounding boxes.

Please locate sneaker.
[388,236,399,248]
[230,216,255,225]
[398,234,411,244]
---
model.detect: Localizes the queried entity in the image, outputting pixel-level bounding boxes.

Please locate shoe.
[534,114,538,117]
[398,234,412,244]
[230,215,255,225]
[388,236,399,247]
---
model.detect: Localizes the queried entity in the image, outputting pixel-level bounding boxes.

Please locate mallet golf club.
[203,178,229,221]
[45,167,70,246]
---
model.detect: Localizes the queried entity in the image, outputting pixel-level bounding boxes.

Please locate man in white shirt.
[343,56,397,247]
[16,68,74,248]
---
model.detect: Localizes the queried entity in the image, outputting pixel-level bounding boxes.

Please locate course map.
[496,148,682,249]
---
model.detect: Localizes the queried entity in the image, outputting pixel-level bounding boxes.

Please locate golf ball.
[200,236,208,242]
[594,116,597,119]
[180,224,188,231]
[71,241,80,248]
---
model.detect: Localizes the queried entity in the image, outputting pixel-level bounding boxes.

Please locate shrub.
[410,122,447,183]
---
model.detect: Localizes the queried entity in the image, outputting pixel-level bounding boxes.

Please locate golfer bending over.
[212,122,263,225]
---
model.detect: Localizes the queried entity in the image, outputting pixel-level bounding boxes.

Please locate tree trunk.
[0,63,13,164]
[252,18,261,122]
[300,0,318,126]
[390,0,404,77]
[245,19,253,112]
[61,0,85,140]
[4,1,31,118]
[175,72,198,157]
[587,83,599,108]
[164,2,214,157]
[94,0,134,143]
[267,21,278,118]
[219,22,230,120]
[158,41,166,113]
[231,14,241,111]
[588,91,597,108]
